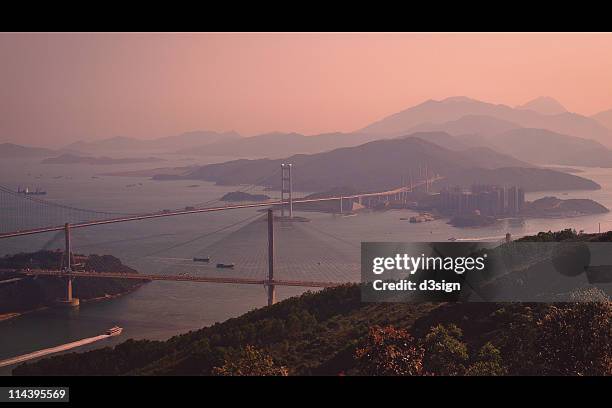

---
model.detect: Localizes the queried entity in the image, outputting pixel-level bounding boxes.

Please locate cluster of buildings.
[438,184,525,216]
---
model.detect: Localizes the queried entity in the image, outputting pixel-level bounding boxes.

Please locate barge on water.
[17,186,47,195]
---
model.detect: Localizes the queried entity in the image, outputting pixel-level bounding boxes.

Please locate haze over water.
[2,157,612,374]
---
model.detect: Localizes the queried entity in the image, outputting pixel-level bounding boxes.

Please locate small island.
[0,250,149,322]
[42,153,165,165]
[449,212,497,227]
[521,196,609,217]
[448,196,608,228]
[220,191,270,202]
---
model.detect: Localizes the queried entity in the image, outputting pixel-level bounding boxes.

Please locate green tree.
[535,301,611,376]
[212,345,288,376]
[354,325,425,376]
[465,342,507,376]
[422,324,468,376]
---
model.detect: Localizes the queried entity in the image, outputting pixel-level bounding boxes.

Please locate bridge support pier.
[267,209,276,306]
[66,277,73,301]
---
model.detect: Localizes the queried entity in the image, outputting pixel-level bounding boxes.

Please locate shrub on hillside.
[465,342,507,376]
[535,301,611,376]
[354,325,425,376]
[422,324,469,376]
[212,345,288,376]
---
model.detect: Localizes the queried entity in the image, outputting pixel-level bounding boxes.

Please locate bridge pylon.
[59,223,79,307]
[266,209,276,306]
[281,163,293,218]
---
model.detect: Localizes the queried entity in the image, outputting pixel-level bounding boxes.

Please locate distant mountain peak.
[439,96,480,104]
[517,97,567,115]
[591,108,612,131]
[107,135,134,141]
[361,95,612,146]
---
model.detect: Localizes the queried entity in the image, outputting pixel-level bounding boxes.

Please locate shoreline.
[448,212,607,228]
[0,282,147,324]
[0,307,49,323]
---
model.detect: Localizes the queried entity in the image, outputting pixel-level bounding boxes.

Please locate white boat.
[106,326,123,336]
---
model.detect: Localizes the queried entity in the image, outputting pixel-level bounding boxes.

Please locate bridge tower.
[267,209,276,306]
[281,163,293,218]
[60,223,79,307]
[64,222,71,272]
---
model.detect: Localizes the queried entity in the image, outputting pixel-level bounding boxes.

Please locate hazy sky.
[2,32,612,147]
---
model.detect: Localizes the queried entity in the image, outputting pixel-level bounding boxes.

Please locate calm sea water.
[2,158,612,374]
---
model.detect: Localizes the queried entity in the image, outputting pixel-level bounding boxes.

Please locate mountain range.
[181,109,612,168]
[7,95,612,172]
[177,131,391,159]
[360,96,612,147]
[41,153,165,165]
[462,128,612,168]
[156,97,612,164]
[409,124,612,168]
[0,143,56,158]
[65,130,241,154]
[150,134,599,193]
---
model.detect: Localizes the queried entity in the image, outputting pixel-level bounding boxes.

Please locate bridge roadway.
[18,269,346,288]
[0,178,441,239]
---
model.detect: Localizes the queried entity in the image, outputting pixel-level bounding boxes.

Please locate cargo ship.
[17,186,47,195]
[216,263,235,269]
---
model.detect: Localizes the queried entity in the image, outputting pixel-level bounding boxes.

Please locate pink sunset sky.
[2,32,612,146]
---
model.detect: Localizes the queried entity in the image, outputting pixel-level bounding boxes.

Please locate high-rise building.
[518,188,525,212]
[437,184,524,216]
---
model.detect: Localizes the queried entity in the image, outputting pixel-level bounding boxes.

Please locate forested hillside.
[12,230,612,376]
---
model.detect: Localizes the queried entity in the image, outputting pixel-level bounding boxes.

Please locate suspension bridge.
[0,164,441,306]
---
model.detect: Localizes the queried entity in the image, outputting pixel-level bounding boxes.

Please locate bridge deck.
[19,269,346,288]
[0,178,441,239]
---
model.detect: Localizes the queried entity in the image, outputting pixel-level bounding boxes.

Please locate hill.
[435,167,599,192]
[408,125,612,168]
[360,96,612,147]
[0,251,148,318]
[65,131,241,154]
[473,128,612,167]
[12,229,611,376]
[407,115,521,140]
[152,134,599,193]
[41,153,165,165]
[0,143,56,159]
[522,196,609,217]
[179,131,389,159]
[592,109,612,131]
[516,96,567,115]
